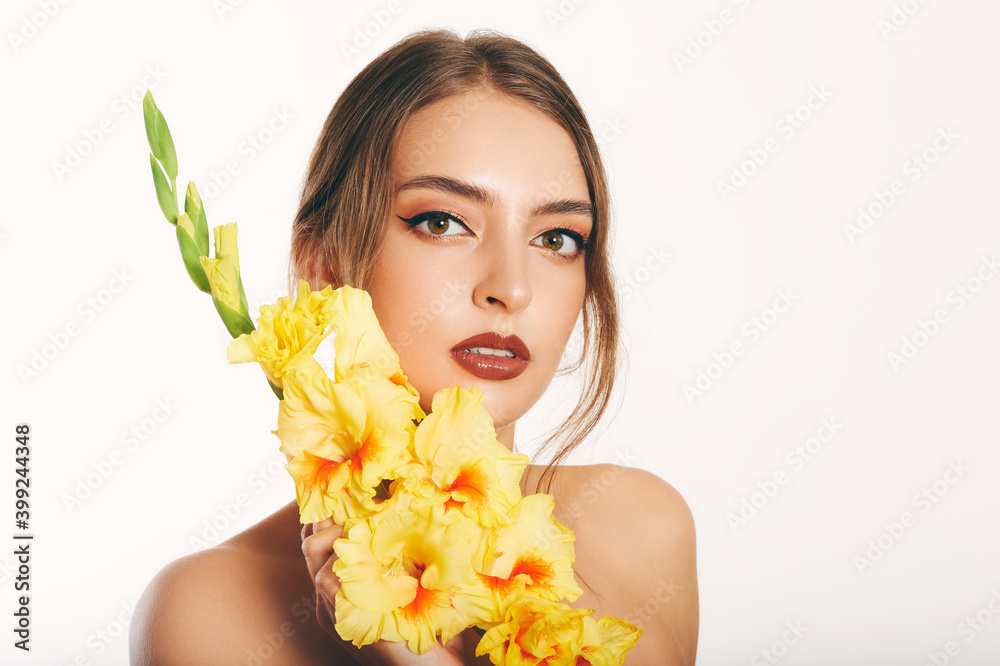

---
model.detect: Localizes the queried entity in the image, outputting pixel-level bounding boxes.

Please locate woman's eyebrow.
[395,174,593,219]
[532,198,593,218]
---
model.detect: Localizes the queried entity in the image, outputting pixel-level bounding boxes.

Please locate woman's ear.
[299,248,341,291]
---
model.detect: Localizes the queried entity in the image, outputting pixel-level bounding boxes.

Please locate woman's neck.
[496,421,515,451]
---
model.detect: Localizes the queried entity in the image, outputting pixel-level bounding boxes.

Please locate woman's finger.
[301,519,341,578]
[301,520,344,637]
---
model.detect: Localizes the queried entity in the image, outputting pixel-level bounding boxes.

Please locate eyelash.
[397,210,590,262]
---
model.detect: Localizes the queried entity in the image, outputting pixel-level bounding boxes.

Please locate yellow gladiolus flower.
[400,385,528,527]
[475,595,642,665]
[227,280,338,389]
[277,354,420,524]
[284,449,376,526]
[475,493,582,616]
[333,504,493,654]
[331,285,419,396]
[476,597,590,664]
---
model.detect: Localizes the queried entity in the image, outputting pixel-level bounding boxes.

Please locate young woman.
[130,28,698,665]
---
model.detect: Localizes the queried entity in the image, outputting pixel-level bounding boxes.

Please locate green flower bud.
[184,182,210,257]
[176,213,211,294]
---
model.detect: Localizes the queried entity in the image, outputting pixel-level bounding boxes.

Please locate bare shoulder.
[130,546,245,665]
[590,465,695,548]
[540,464,699,665]
[543,464,696,550]
[129,514,342,665]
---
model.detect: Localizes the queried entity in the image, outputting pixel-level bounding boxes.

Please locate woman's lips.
[450,332,530,381]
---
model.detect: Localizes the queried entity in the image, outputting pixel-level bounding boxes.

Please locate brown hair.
[288,28,623,493]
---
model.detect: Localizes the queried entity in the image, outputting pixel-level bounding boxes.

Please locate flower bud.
[142,90,177,182]
[176,213,210,293]
[149,154,177,224]
[184,182,209,256]
[201,222,253,337]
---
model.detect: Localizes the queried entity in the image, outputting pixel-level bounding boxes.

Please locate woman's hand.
[301,519,488,666]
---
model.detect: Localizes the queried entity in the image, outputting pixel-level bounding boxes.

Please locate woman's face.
[367,88,592,448]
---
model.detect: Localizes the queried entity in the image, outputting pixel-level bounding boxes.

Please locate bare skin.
[130,89,698,664]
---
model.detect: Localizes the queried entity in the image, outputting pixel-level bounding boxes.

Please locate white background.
[3,0,1000,664]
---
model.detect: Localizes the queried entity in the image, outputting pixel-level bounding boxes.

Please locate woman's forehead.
[391,89,588,208]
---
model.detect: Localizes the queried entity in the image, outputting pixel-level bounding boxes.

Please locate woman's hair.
[288,28,622,493]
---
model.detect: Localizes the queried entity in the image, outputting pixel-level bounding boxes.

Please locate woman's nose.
[471,222,532,314]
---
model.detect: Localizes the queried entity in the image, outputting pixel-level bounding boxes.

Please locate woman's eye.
[533,230,581,254]
[398,211,469,236]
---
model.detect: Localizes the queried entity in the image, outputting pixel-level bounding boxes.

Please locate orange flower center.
[479,553,555,596]
[445,463,489,510]
[398,584,449,623]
